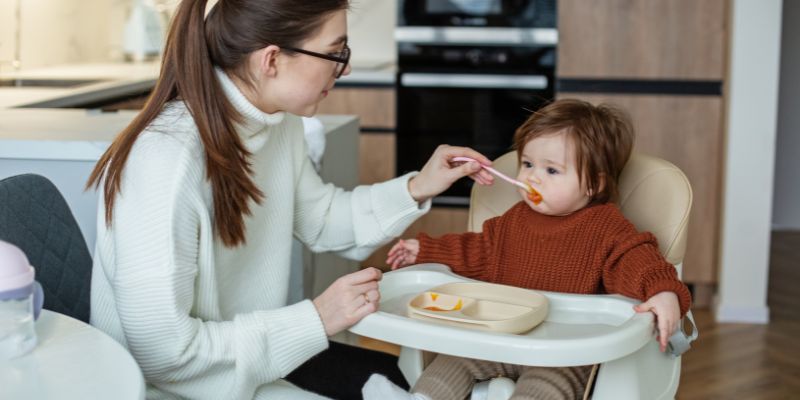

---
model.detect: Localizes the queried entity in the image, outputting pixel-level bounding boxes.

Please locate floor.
[676,310,800,399]
[678,231,800,399]
[766,231,800,321]
[357,231,800,399]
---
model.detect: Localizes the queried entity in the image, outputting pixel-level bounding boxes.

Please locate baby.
[363,99,692,400]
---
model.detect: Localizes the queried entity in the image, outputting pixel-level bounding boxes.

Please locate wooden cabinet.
[317,87,397,185]
[558,0,727,80]
[358,133,396,185]
[317,87,396,129]
[557,0,729,295]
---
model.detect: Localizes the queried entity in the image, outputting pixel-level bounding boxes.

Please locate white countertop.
[339,62,396,86]
[0,108,137,161]
[0,61,395,109]
[0,108,356,161]
[0,62,160,109]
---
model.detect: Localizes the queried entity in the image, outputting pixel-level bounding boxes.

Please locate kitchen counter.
[0,108,138,161]
[0,61,395,109]
[338,62,396,87]
[0,63,160,109]
[0,108,355,160]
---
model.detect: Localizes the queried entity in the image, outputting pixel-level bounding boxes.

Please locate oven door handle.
[400,73,548,90]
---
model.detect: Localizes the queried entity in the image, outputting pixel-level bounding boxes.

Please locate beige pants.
[413,354,593,400]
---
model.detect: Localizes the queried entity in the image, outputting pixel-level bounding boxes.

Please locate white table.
[0,310,145,400]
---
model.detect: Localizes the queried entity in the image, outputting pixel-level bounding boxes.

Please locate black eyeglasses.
[282,44,351,78]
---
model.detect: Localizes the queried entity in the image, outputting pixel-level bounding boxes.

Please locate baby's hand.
[386,239,420,270]
[634,291,680,352]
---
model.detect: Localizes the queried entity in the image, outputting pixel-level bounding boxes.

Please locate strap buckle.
[666,310,699,357]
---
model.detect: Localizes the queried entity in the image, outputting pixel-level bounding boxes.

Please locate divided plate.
[407,282,548,334]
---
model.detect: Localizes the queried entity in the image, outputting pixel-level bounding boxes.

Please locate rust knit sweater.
[416,202,692,316]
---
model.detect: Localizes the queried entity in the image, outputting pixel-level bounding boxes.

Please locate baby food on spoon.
[525,184,543,204]
[451,156,543,205]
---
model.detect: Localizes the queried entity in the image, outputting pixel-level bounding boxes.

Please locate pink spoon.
[452,156,543,204]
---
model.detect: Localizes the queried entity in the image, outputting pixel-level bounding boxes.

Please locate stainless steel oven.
[396,0,557,206]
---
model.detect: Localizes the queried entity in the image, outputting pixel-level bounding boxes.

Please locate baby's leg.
[510,365,594,400]
[413,355,517,400]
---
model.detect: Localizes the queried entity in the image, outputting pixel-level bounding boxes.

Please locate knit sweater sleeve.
[99,132,326,399]
[414,217,499,280]
[291,123,430,261]
[601,216,693,316]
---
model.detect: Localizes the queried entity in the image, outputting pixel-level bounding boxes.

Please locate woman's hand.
[634,291,681,352]
[407,145,494,203]
[386,239,420,270]
[312,267,382,337]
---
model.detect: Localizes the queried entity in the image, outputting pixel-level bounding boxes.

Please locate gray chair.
[0,174,92,323]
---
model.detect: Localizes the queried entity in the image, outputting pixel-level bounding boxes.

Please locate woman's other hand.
[386,239,420,270]
[634,291,681,352]
[312,267,382,336]
[408,145,494,203]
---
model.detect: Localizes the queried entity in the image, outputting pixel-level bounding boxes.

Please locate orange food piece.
[424,298,463,312]
[430,293,439,301]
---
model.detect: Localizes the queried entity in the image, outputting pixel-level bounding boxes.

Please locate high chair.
[350,152,698,400]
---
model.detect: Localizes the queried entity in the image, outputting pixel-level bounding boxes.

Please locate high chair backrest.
[468,152,693,267]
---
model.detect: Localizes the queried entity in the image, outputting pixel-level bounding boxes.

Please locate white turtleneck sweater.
[90,69,430,399]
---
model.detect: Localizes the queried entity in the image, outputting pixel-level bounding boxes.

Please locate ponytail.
[87,0,264,247]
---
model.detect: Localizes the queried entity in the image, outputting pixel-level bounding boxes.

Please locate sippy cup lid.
[0,240,35,294]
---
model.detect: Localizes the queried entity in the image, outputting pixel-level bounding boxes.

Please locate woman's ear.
[253,45,281,78]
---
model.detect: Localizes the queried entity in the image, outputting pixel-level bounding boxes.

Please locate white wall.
[772,1,800,230]
[347,0,397,67]
[0,0,394,71]
[715,0,783,324]
[0,0,178,70]
[0,0,116,70]
[0,0,17,70]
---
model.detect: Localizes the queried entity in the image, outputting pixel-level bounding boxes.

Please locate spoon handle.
[452,156,529,191]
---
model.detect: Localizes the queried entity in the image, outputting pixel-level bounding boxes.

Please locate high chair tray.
[349,264,655,367]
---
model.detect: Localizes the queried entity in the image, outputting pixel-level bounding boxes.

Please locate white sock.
[362,374,428,400]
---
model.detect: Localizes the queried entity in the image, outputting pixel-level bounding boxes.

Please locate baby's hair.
[512,99,634,204]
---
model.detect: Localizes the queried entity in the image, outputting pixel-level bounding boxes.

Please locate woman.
[87,0,493,399]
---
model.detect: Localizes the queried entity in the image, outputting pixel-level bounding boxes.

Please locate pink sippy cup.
[0,240,44,360]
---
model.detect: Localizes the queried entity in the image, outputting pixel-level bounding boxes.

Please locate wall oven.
[396,0,557,206]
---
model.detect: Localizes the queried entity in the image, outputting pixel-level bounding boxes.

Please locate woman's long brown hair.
[87,0,348,247]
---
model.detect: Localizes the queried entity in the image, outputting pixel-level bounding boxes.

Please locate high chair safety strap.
[666,310,698,357]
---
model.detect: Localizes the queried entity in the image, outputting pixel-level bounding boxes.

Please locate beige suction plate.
[407,282,548,334]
